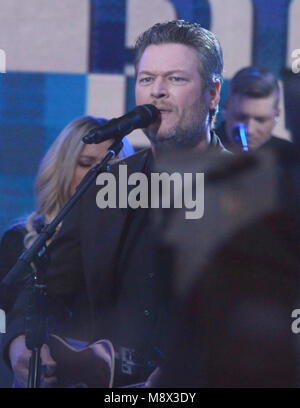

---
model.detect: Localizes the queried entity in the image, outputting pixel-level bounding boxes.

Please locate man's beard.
[145,107,209,153]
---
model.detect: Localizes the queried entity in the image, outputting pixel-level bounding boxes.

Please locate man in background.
[216,66,291,152]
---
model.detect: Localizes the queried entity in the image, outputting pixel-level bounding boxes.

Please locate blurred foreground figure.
[157,213,299,387]
[154,145,300,387]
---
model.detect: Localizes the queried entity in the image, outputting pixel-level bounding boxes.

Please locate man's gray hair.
[134,20,223,89]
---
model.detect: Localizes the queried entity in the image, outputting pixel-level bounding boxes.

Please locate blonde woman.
[0,115,134,276]
[24,115,134,248]
[0,115,134,387]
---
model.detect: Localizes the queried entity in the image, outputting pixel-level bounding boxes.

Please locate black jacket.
[3,134,229,386]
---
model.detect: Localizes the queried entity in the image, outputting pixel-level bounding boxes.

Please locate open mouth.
[158,109,172,114]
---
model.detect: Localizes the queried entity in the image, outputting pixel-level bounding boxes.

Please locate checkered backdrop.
[0,0,299,236]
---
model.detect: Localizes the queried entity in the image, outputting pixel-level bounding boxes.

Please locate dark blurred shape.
[281,68,300,147]
[158,213,299,387]
[153,145,300,387]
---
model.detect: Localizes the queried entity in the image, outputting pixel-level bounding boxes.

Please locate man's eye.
[169,76,185,82]
[256,118,268,124]
[139,77,153,84]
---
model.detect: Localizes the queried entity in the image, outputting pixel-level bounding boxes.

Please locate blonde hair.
[25,115,135,247]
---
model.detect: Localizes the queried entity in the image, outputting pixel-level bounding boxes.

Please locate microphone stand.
[0,139,124,388]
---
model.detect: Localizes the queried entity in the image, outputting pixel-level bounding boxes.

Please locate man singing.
[5,20,229,388]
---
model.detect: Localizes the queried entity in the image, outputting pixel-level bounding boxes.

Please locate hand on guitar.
[9,335,57,387]
[9,334,114,388]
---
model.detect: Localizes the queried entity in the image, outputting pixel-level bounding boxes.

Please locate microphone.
[232,123,249,152]
[83,104,159,144]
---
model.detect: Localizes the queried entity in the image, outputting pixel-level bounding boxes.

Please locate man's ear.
[209,80,221,110]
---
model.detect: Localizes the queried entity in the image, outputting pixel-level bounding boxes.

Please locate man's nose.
[245,118,257,135]
[151,77,168,99]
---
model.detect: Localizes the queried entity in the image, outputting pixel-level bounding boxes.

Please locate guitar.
[46,334,114,388]
[34,334,146,388]
[13,334,147,388]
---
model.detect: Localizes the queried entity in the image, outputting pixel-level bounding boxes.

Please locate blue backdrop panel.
[0,72,86,236]
[43,73,87,149]
[170,0,211,29]
[252,0,292,76]
[90,0,131,73]
[0,74,46,176]
[0,174,35,236]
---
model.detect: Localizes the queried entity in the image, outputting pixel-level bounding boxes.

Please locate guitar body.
[13,335,146,388]
[47,334,113,388]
